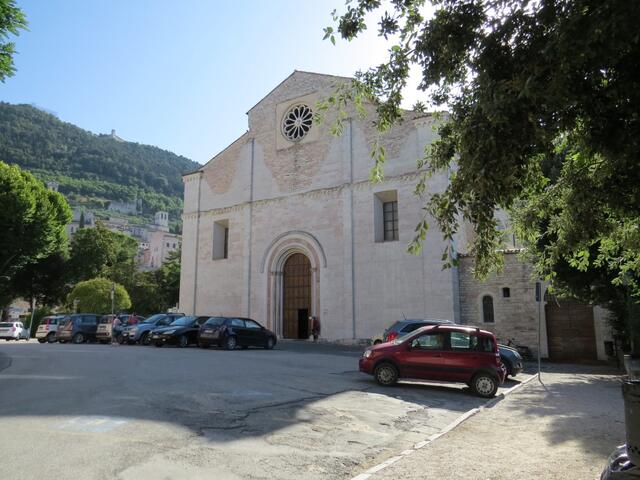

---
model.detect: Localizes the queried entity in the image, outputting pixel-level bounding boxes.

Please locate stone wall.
[459,252,549,358]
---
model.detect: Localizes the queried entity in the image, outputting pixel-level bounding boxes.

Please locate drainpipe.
[192,172,203,315]
[247,138,255,317]
[349,118,356,340]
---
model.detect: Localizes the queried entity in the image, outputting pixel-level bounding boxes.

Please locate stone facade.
[458,252,549,358]
[180,71,459,342]
[180,70,613,354]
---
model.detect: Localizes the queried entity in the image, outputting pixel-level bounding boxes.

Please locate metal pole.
[111,283,115,316]
[536,281,542,381]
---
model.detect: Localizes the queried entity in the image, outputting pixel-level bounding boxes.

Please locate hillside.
[0,102,199,221]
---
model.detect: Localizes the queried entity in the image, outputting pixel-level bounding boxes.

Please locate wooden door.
[545,300,597,361]
[283,253,311,339]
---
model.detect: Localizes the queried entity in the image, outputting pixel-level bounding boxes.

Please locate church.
[179,71,611,361]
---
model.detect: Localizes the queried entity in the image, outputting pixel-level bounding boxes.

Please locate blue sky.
[0,0,408,165]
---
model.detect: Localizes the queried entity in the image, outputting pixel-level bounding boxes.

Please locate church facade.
[179,71,610,359]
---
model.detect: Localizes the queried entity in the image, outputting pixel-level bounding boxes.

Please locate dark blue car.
[122,313,184,345]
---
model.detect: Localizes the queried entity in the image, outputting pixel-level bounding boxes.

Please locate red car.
[359,324,505,398]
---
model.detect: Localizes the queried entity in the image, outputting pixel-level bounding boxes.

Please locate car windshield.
[169,316,195,326]
[142,314,165,324]
[99,316,114,324]
[204,317,225,326]
[393,331,416,345]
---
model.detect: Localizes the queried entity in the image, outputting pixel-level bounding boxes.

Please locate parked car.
[35,315,67,343]
[0,321,29,341]
[56,314,100,344]
[376,318,522,379]
[122,313,184,345]
[96,314,143,344]
[359,324,505,398]
[150,316,209,347]
[498,344,524,379]
[198,316,277,350]
[378,319,454,343]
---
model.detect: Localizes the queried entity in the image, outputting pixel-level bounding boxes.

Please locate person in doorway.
[311,316,320,342]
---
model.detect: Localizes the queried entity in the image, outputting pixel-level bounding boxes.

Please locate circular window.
[282,104,313,142]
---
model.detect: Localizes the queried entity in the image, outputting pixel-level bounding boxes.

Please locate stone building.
[180,71,612,358]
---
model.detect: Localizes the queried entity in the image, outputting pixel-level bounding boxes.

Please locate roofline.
[245,69,354,114]
[182,131,250,176]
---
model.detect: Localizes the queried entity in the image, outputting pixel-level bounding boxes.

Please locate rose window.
[282,104,313,142]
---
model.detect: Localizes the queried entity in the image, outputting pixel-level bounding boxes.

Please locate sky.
[0,0,424,165]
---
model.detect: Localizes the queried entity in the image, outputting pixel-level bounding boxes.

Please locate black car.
[150,316,209,347]
[56,314,100,344]
[382,319,454,342]
[197,316,277,350]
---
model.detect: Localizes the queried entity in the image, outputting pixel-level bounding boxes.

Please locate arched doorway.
[282,253,311,339]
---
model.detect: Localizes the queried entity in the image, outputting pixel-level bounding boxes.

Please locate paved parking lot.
[0,340,531,480]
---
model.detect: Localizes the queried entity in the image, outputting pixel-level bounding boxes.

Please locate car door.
[82,315,98,338]
[243,319,264,346]
[444,331,486,382]
[190,317,208,343]
[399,331,449,380]
[229,318,249,345]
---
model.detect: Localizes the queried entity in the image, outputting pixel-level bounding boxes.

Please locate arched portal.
[282,253,311,339]
[262,231,324,339]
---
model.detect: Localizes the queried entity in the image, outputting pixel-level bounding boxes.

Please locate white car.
[0,322,30,341]
[35,315,66,343]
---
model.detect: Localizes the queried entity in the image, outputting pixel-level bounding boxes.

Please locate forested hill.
[0,102,199,219]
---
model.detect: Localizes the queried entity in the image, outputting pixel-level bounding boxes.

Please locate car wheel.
[374,363,398,386]
[178,335,189,348]
[140,332,150,346]
[471,373,499,398]
[117,334,125,345]
[47,334,56,343]
[373,339,382,345]
[264,337,275,350]
[37,338,46,344]
[225,336,237,351]
[72,333,85,344]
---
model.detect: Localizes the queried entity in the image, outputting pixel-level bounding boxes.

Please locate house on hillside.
[179,70,613,360]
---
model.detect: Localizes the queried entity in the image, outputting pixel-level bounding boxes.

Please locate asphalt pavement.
[0,339,530,480]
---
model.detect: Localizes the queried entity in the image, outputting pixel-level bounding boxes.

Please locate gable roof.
[246,70,353,114]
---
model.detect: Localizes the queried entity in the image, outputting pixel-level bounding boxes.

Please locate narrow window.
[482,295,495,323]
[383,201,399,241]
[213,219,229,260]
[373,190,399,242]
[502,287,511,298]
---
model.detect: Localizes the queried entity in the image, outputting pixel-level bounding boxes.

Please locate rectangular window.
[373,190,399,242]
[213,219,229,260]
[383,201,399,241]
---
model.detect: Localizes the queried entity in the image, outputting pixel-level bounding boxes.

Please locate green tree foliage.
[128,249,180,314]
[0,103,199,219]
[328,0,640,345]
[67,278,131,314]
[68,223,138,285]
[9,251,70,308]
[0,0,27,82]
[0,161,71,302]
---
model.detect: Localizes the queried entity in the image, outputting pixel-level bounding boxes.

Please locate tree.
[0,0,27,82]
[128,249,180,314]
[10,251,70,310]
[67,278,131,314]
[158,248,180,308]
[0,162,71,303]
[328,1,640,349]
[68,223,138,285]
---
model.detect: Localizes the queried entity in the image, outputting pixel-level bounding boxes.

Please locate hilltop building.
[176,71,611,360]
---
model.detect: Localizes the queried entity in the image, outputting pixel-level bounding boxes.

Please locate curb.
[351,374,539,480]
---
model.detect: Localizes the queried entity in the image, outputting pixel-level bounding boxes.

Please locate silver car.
[35,315,66,343]
[0,321,29,341]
